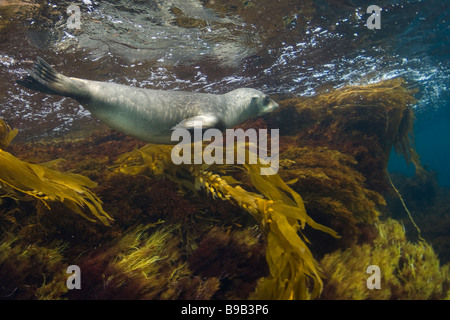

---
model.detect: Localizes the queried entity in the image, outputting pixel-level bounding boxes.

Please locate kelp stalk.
[195,164,339,299]
[118,142,339,299]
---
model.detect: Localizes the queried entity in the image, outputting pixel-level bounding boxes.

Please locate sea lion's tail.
[17,57,73,96]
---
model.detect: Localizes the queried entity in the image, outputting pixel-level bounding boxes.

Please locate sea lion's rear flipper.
[171,113,223,131]
[17,57,74,97]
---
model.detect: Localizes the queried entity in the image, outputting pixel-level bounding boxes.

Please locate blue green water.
[382,0,449,186]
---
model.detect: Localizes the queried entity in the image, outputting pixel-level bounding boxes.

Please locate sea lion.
[17,57,279,144]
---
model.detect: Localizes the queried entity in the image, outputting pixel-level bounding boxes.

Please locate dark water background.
[0,0,449,185]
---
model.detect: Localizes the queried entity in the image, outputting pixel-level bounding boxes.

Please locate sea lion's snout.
[257,95,279,116]
[267,98,279,113]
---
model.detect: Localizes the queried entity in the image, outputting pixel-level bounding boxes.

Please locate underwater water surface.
[0,0,449,301]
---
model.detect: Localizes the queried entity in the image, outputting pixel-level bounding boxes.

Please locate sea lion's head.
[253,93,279,116]
[230,88,279,116]
[223,88,279,127]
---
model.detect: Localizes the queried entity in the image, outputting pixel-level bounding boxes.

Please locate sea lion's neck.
[223,90,257,127]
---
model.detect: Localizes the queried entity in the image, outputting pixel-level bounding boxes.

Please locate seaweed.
[319,218,449,300]
[278,146,385,248]
[188,226,267,299]
[2,78,442,300]
[258,78,422,251]
[117,142,339,299]
[0,119,112,225]
[0,233,68,299]
[267,78,418,193]
[0,119,18,149]
[65,224,219,300]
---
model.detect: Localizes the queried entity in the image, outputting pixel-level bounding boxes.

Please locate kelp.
[1,78,435,300]
[195,166,339,299]
[255,78,421,248]
[0,118,18,149]
[319,219,449,300]
[117,142,339,299]
[285,78,416,156]
[0,119,112,225]
[113,79,421,298]
[267,78,418,193]
[278,146,385,247]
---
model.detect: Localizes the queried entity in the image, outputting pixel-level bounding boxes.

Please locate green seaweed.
[64,224,220,300]
[0,232,68,299]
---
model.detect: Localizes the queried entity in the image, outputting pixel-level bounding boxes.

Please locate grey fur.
[18,57,279,144]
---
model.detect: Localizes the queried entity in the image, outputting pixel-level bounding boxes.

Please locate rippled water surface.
[0,0,449,183]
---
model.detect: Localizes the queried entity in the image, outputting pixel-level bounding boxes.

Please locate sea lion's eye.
[263,96,270,105]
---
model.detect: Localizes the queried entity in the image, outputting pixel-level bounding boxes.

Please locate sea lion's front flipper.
[171,113,223,131]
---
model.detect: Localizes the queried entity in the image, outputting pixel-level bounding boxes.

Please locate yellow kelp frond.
[117,144,174,176]
[117,142,339,299]
[244,162,340,236]
[116,143,197,190]
[0,118,18,149]
[0,149,112,225]
[196,168,339,300]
